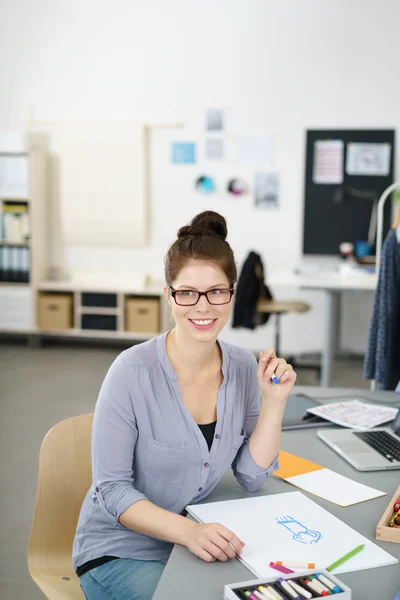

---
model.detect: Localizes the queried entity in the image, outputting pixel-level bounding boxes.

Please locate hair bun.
[177,211,228,240]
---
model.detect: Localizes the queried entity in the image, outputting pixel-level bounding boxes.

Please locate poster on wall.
[227,178,248,196]
[312,140,344,184]
[205,138,224,160]
[254,172,279,208]
[234,134,277,166]
[346,142,391,176]
[171,142,196,164]
[195,175,216,193]
[205,109,224,132]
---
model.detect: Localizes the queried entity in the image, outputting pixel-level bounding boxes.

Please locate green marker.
[326,543,365,572]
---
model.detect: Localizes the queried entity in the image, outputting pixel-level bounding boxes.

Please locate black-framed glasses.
[169,286,234,306]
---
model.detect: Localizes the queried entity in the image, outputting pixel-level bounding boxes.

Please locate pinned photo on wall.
[195,175,216,194]
[171,142,196,164]
[205,138,224,160]
[205,109,224,132]
[227,177,248,196]
[254,172,279,208]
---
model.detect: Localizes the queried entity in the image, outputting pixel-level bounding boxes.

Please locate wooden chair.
[28,414,94,599]
[256,299,321,380]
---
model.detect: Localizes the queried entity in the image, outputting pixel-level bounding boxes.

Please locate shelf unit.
[35,280,173,342]
[0,148,172,344]
[0,150,48,332]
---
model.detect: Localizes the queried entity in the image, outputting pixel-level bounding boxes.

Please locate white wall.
[1,0,399,355]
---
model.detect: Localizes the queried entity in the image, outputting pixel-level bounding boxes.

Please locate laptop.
[317,407,400,471]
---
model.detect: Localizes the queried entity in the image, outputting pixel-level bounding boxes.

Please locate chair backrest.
[28,414,94,577]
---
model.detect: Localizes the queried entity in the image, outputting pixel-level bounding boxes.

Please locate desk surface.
[269,270,377,291]
[153,386,400,600]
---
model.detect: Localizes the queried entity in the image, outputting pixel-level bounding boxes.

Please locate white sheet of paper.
[186,492,398,579]
[346,142,391,176]
[307,399,398,429]
[234,134,277,166]
[313,140,344,184]
[285,468,385,506]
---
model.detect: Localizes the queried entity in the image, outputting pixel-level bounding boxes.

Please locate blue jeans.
[79,558,166,600]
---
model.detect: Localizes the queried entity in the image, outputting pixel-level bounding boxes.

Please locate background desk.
[269,271,377,387]
[153,386,400,600]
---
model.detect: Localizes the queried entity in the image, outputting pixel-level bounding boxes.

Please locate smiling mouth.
[189,318,217,328]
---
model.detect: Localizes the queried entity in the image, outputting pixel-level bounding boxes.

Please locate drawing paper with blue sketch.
[186,491,397,578]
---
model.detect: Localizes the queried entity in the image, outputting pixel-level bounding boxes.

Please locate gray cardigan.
[72,332,278,570]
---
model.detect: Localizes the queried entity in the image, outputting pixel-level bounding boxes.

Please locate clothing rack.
[371,180,400,390]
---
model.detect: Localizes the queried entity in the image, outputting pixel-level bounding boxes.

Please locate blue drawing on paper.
[275,515,322,544]
[171,142,196,164]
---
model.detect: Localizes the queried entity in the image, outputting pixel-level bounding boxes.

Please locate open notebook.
[186,491,397,579]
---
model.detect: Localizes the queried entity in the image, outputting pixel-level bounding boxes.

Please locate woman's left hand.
[257,348,297,402]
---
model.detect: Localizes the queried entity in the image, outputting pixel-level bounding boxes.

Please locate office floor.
[0,340,370,600]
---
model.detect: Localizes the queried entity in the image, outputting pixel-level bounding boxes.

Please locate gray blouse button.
[204,462,209,468]
[215,434,220,439]
[198,487,203,492]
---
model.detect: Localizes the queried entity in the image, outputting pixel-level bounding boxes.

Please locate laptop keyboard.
[354,431,400,462]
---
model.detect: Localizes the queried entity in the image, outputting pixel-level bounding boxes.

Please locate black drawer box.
[81,293,117,308]
[81,314,117,331]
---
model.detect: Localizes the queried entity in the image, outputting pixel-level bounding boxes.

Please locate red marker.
[304,578,330,596]
[269,561,295,574]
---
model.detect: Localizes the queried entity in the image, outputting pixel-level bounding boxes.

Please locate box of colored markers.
[224,569,351,600]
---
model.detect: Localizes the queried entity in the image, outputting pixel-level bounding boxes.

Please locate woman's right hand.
[185,521,245,562]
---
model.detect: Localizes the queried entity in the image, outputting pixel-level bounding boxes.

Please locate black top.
[76,420,217,577]
[197,420,217,451]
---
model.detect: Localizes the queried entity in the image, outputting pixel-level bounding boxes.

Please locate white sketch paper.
[187,492,398,579]
[313,140,344,184]
[346,142,391,176]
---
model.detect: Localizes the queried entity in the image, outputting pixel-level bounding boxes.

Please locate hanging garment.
[232,251,273,330]
[363,229,400,390]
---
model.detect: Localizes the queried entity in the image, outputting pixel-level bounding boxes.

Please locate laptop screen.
[390,407,400,435]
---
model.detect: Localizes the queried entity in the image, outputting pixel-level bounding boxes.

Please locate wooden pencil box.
[224,569,351,599]
[376,485,400,544]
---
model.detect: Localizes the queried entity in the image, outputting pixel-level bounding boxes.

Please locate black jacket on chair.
[232,251,273,330]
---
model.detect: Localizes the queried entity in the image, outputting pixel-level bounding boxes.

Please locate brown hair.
[164,211,237,286]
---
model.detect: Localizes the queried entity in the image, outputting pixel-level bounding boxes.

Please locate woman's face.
[165,260,233,342]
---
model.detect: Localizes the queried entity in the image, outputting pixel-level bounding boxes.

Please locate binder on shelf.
[22,246,30,283]
[0,246,29,283]
[11,246,18,282]
[2,246,10,281]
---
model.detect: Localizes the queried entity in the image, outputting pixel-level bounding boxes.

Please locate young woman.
[73,210,297,600]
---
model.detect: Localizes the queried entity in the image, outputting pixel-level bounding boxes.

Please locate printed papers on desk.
[273,451,386,506]
[306,399,398,430]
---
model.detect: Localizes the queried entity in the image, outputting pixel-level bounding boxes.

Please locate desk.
[153,386,400,600]
[269,271,377,387]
